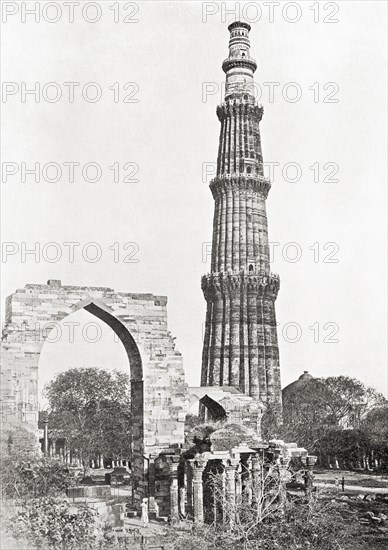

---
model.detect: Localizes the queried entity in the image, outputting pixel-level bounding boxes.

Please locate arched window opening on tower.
[247,166,251,174]
[249,264,254,272]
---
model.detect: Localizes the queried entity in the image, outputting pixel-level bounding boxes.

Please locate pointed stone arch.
[1,280,189,508]
[37,297,145,500]
[61,297,143,382]
[199,394,227,422]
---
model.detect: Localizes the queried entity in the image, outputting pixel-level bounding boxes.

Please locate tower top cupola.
[222,21,257,101]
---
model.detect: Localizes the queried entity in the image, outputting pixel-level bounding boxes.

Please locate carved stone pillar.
[303,456,317,498]
[186,460,194,518]
[251,453,263,506]
[179,486,186,516]
[168,457,180,521]
[278,457,290,507]
[223,459,238,525]
[148,454,158,513]
[189,456,208,523]
[43,419,49,457]
[235,462,243,502]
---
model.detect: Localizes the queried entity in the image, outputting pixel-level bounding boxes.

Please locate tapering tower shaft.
[201,22,282,412]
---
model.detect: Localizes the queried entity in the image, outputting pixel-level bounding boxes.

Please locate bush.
[165,497,357,550]
[1,457,74,499]
[6,496,99,550]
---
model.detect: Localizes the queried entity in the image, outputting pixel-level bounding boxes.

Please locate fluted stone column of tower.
[201,21,282,412]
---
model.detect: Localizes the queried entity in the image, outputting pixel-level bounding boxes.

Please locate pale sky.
[1,1,387,398]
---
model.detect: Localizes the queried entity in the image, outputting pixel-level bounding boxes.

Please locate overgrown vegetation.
[2,372,387,549]
[44,367,132,469]
[164,496,361,550]
[0,421,74,499]
[1,457,74,499]
[264,375,388,471]
[5,497,99,550]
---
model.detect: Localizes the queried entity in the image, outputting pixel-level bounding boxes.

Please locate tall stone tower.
[201,21,282,413]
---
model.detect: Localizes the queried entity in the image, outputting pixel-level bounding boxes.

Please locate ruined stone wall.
[0,279,189,505]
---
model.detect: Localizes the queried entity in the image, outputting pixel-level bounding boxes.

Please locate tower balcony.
[222,57,257,74]
[201,271,280,300]
[209,174,271,200]
[216,99,263,121]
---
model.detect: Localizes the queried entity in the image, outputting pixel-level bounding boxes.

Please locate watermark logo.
[201,241,340,264]
[201,161,339,184]
[2,161,139,184]
[202,81,340,104]
[202,2,340,24]
[1,2,140,24]
[1,82,139,103]
[201,320,339,343]
[1,241,140,264]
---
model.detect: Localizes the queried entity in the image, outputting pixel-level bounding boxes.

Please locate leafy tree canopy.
[280,375,387,468]
[43,367,131,465]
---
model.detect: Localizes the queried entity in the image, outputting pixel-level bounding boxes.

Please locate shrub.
[6,496,100,550]
[1,457,74,499]
[165,496,357,550]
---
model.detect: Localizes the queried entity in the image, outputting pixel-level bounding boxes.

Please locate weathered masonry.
[0,279,189,505]
[201,21,282,412]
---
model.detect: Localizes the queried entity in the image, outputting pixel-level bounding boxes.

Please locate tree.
[44,367,132,471]
[361,404,388,470]
[0,421,75,500]
[315,376,385,429]
[282,375,387,468]
[261,403,283,441]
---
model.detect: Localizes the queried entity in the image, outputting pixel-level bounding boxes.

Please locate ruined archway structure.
[0,279,189,505]
[189,386,263,434]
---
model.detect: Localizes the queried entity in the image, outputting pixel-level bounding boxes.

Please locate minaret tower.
[201,21,282,412]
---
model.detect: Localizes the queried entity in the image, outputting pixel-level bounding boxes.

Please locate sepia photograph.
[1,1,387,548]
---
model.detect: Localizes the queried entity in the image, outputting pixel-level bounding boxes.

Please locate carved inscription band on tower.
[201,22,282,410]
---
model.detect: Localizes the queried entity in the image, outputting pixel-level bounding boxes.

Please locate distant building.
[282,371,314,397]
